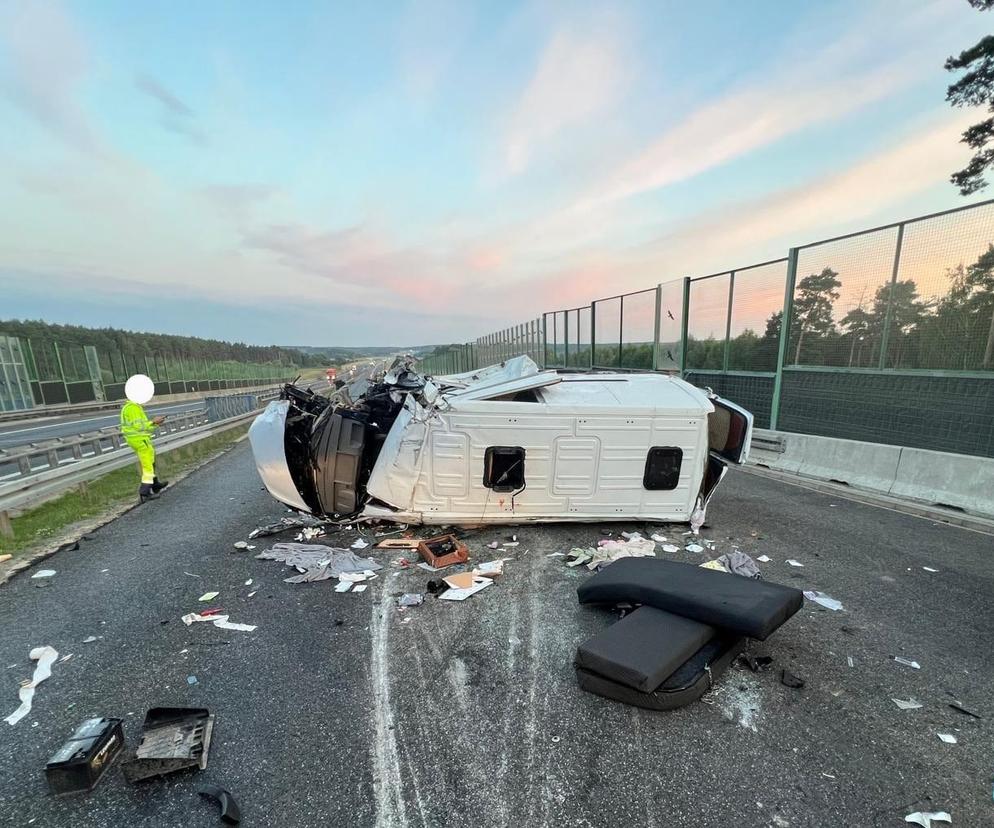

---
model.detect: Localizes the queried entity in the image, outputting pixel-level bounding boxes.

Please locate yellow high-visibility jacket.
[120,401,157,446]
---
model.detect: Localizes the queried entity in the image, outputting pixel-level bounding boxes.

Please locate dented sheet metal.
[249,355,753,527]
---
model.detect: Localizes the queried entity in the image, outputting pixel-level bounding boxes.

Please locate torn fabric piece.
[257,543,382,583]
[715,551,761,579]
[5,646,59,726]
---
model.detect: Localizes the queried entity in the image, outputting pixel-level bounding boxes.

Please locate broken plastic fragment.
[397,593,424,607]
[904,811,951,828]
[352,584,368,593]
[786,559,804,567]
[894,656,921,669]
[83,636,98,644]
[335,581,352,593]
[198,592,219,602]
[937,733,957,744]
[803,591,844,611]
[662,544,679,554]
[757,555,771,563]
[685,544,705,554]
[922,567,939,573]
[199,784,241,825]
[31,570,56,579]
[892,698,923,710]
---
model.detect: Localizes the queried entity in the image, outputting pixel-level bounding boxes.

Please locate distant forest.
[0,319,325,367]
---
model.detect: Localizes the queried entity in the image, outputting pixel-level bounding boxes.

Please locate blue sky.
[0,0,987,346]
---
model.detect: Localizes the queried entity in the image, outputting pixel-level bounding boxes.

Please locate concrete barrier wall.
[750,428,994,520]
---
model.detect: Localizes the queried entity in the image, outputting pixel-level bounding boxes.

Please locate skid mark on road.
[370,586,410,827]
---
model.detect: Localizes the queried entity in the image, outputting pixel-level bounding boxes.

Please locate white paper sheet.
[5,646,59,726]
[439,576,493,601]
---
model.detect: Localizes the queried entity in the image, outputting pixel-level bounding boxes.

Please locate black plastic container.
[45,717,124,795]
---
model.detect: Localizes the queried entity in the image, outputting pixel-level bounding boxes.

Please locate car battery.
[45,717,124,795]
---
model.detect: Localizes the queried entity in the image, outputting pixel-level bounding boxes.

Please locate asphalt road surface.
[0,444,991,827]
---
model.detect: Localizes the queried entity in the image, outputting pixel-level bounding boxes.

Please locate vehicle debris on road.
[182,613,256,633]
[397,593,424,607]
[199,784,241,824]
[803,590,844,611]
[904,811,951,828]
[31,570,56,579]
[44,717,124,795]
[122,707,214,782]
[565,534,656,571]
[5,646,59,726]
[892,698,923,710]
[248,515,327,539]
[894,656,921,669]
[256,542,382,584]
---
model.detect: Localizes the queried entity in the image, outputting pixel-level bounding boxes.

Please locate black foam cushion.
[574,606,716,692]
[577,558,803,640]
[576,634,745,711]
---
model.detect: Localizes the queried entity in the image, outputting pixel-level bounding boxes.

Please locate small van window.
[484,446,525,491]
[643,447,682,490]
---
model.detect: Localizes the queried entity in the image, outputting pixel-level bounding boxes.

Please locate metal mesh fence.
[436,199,994,457]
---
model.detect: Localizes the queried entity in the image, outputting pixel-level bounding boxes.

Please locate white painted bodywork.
[248,400,312,513]
[362,363,744,524]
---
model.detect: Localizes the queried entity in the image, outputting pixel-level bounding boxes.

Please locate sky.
[0,0,989,347]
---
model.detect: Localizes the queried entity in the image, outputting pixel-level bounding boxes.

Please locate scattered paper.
[650,534,668,543]
[937,733,957,744]
[786,560,804,567]
[335,581,352,593]
[181,613,256,632]
[686,544,705,554]
[352,584,368,593]
[662,544,679,553]
[439,576,493,601]
[904,811,951,828]
[892,698,923,710]
[804,590,844,611]
[474,559,509,577]
[244,579,253,586]
[894,656,921,669]
[757,555,771,563]
[4,646,59,726]
[351,538,370,549]
[339,570,377,583]
[31,570,56,579]
[198,592,219,602]
[922,567,939,573]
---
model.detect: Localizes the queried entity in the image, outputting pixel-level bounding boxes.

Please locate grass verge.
[0,424,250,559]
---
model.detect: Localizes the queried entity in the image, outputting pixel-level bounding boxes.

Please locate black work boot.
[139,483,158,504]
[152,477,169,494]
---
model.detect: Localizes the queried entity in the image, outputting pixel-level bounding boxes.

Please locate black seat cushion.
[577,558,803,640]
[574,606,716,692]
[576,634,745,711]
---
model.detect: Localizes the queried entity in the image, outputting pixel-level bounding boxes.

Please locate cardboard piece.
[444,572,477,590]
[376,539,422,549]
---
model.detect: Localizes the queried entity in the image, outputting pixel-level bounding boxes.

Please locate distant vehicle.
[249,356,752,525]
[325,367,337,382]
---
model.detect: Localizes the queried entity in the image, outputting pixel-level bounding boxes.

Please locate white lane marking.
[370,586,409,828]
[0,402,204,438]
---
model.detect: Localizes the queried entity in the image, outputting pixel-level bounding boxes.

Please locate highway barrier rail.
[0,389,281,536]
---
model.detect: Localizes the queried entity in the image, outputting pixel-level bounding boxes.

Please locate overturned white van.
[249,356,752,526]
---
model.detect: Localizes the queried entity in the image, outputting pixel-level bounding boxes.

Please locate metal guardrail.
[0,389,282,534]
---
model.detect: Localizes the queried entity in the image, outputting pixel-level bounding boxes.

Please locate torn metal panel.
[249,357,753,526]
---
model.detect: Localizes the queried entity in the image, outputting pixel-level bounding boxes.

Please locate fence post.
[652,284,662,371]
[52,342,70,402]
[679,277,690,376]
[877,222,905,370]
[618,295,624,368]
[769,248,799,431]
[723,271,735,372]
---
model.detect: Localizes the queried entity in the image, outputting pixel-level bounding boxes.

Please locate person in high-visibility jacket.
[121,374,169,503]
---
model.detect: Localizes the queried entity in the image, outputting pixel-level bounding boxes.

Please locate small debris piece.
[352,584,368,593]
[948,702,981,719]
[83,636,98,644]
[244,579,252,587]
[444,572,477,590]
[438,576,493,601]
[756,555,771,563]
[426,579,449,595]
[937,733,957,744]
[780,670,805,689]
[187,676,198,686]
[738,654,773,673]
[846,656,854,668]
[198,592,220,602]
[417,534,469,569]
[199,784,241,824]
[650,534,668,543]
[232,542,250,550]
[685,544,704,554]
[892,698,923,710]
[904,812,951,828]
[335,581,352,593]
[184,572,201,579]
[397,593,424,607]
[894,656,921,669]
[44,717,124,794]
[4,646,59,726]
[247,591,258,598]
[182,613,256,632]
[803,591,844,611]
[376,539,420,549]
[351,538,370,550]
[546,552,565,558]
[473,559,509,577]
[0,554,12,564]
[786,560,804,567]
[31,570,56,579]
[922,567,939,573]
[662,544,680,553]
[487,542,500,549]
[501,542,520,547]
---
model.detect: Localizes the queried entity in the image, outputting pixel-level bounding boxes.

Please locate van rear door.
[707,396,754,464]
